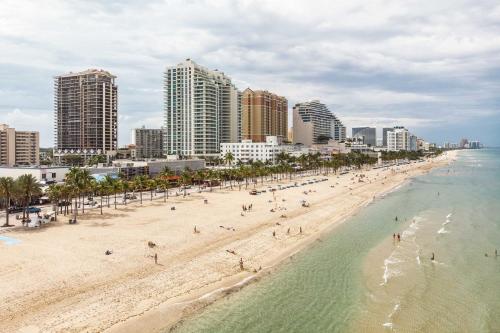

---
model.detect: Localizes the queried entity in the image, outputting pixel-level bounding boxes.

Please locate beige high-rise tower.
[54,69,118,162]
[241,89,288,143]
[0,124,39,166]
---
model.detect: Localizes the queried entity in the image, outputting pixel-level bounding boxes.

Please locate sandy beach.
[0,152,456,333]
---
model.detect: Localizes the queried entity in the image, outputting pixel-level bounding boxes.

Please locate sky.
[1,0,500,147]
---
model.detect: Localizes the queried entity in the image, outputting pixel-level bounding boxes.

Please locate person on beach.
[287,228,290,235]
[393,233,396,241]
[154,253,158,264]
[273,231,276,237]
[397,233,401,241]
[239,258,244,271]
[300,226,303,234]
[194,226,198,233]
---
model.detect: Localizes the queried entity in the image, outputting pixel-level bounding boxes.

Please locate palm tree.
[224,152,234,166]
[180,170,192,196]
[147,179,157,201]
[16,174,42,225]
[0,177,15,227]
[46,184,62,222]
[122,180,131,205]
[133,175,149,205]
[108,177,123,209]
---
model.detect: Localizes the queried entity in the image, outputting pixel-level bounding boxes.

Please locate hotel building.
[352,127,376,146]
[241,88,288,143]
[164,59,241,158]
[292,100,344,146]
[132,126,164,159]
[0,124,39,166]
[54,69,118,162]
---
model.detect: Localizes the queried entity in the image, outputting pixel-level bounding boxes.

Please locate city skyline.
[1,0,499,147]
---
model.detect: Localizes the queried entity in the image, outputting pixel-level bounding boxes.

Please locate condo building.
[132,126,164,159]
[331,117,346,142]
[241,88,288,143]
[164,59,241,158]
[352,127,376,146]
[54,69,118,162]
[292,100,343,146]
[387,126,412,151]
[382,128,393,147]
[0,124,39,166]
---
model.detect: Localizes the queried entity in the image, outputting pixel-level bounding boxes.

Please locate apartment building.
[331,116,346,142]
[54,69,118,162]
[387,126,411,151]
[241,88,288,143]
[132,126,164,159]
[164,59,241,158]
[292,100,342,146]
[352,127,377,146]
[0,124,39,166]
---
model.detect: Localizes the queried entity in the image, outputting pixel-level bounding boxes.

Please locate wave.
[381,256,403,285]
[437,227,450,234]
[446,213,452,219]
[382,302,401,330]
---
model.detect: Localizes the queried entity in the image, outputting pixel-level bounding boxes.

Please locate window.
[52,173,56,178]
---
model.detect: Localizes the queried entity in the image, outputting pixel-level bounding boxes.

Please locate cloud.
[1,0,500,146]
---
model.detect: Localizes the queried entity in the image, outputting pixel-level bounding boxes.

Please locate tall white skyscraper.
[163,59,241,158]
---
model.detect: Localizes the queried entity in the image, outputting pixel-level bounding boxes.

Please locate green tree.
[0,177,16,227]
[16,174,42,224]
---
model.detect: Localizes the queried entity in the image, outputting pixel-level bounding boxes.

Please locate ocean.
[172,149,500,333]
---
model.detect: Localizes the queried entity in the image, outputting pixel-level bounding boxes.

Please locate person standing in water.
[397,233,401,241]
[431,252,435,261]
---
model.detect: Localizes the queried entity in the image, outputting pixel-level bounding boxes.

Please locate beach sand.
[0,152,456,333]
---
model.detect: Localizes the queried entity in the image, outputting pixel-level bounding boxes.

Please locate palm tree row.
[0,174,42,227]
[1,152,381,227]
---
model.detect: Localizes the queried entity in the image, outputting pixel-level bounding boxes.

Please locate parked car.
[125,193,137,200]
[58,201,71,207]
[8,206,23,214]
[26,207,41,214]
[249,189,258,195]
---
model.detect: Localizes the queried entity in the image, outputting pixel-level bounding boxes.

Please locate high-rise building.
[387,126,410,151]
[331,116,346,142]
[0,124,39,166]
[132,126,164,159]
[352,127,376,146]
[54,69,118,161]
[382,128,393,147]
[292,100,341,146]
[241,88,288,143]
[164,59,241,157]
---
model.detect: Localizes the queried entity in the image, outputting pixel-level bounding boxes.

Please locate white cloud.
[1,0,500,145]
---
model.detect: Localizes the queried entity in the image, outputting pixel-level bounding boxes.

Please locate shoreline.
[0,152,457,333]
[106,154,457,333]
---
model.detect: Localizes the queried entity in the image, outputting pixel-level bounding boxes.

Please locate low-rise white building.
[0,166,70,184]
[220,136,282,164]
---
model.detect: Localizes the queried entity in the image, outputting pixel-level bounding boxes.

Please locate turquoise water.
[172,149,500,333]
